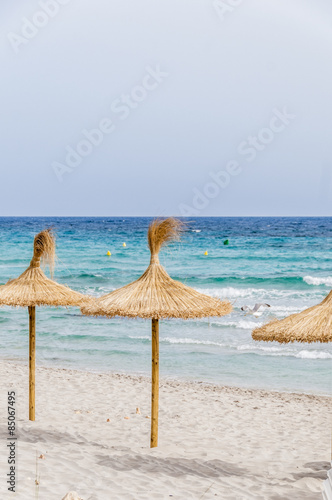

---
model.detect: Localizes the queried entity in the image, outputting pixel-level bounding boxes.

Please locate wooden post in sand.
[29,306,36,421]
[151,318,159,448]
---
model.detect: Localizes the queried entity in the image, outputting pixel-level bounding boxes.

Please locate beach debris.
[38,454,45,459]
[74,410,82,414]
[106,251,111,256]
[61,492,83,500]
[223,239,229,245]
[204,251,208,256]
[35,451,41,491]
[241,303,271,317]
[123,242,126,247]
[106,418,110,422]
[136,407,141,414]
[124,416,130,419]
[145,416,150,419]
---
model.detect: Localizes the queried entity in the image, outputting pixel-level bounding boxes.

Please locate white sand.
[0,360,330,500]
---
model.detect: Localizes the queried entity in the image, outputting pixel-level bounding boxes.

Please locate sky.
[1,0,331,217]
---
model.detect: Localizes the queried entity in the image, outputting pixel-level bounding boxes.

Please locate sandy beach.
[0,360,330,500]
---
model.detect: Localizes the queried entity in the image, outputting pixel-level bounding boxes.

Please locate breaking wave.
[303,276,332,286]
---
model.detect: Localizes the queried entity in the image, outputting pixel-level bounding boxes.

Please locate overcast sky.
[1,0,331,216]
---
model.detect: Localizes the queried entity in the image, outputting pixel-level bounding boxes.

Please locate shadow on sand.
[96,453,247,479]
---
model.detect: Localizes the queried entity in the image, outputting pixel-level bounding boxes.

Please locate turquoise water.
[0,217,331,394]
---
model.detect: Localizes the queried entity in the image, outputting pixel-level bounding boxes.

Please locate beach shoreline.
[1,356,332,398]
[0,357,332,398]
[0,360,330,499]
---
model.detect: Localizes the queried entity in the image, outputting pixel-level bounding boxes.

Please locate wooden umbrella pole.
[150,318,159,448]
[28,306,36,421]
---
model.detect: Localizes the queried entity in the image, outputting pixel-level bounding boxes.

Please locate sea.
[0,217,331,395]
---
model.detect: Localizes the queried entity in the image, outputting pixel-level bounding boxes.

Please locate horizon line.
[0,215,331,219]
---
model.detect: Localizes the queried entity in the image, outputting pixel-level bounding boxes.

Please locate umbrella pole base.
[150,318,159,448]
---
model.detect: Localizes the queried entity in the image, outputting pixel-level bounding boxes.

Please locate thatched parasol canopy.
[82,218,232,447]
[82,218,232,319]
[0,229,85,307]
[0,229,86,421]
[252,290,332,344]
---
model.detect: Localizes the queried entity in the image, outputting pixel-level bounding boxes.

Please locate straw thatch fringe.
[0,229,87,308]
[252,290,332,343]
[82,218,232,320]
[148,218,184,259]
[31,229,56,277]
[82,263,232,319]
[0,267,86,307]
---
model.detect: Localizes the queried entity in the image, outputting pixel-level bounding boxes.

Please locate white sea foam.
[212,320,263,330]
[237,344,332,359]
[271,306,303,313]
[237,344,282,353]
[129,336,332,360]
[196,287,314,301]
[295,350,332,360]
[130,336,224,347]
[82,286,116,296]
[163,337,222,346]
[197,287,268,299]
[303,276,332,286]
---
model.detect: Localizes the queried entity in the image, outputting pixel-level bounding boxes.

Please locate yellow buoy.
[204,251,208,256]
[107,251,111,256]
[123,243,126,247]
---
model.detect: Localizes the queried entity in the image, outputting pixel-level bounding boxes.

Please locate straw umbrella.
[0,229,86,421]
[252,290,332,460]
[252,290,332,343]
[81,218,232,447]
